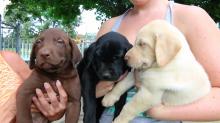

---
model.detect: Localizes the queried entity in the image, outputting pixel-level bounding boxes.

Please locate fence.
[0,14,93,61]
[0,14,23,55]
[1,39,92,62]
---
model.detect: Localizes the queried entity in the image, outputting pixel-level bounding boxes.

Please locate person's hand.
[32,80,68,121]
[147,104,166,118]
[96,71,130,98]
[96,81,115,98]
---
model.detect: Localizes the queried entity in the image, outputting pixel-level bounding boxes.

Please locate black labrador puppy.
[77,31,132,123]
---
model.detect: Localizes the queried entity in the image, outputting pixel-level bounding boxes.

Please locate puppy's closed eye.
[35,39,44,45]
[138,40,147,47]
[56,39,65,46]
[57,39,64,43]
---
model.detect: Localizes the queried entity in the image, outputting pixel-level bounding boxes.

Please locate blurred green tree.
[5,0,219,25]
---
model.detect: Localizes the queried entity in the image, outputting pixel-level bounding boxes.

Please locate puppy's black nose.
[102,72,111,79]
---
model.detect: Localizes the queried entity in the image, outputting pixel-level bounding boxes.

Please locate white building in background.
[0,0,10,18]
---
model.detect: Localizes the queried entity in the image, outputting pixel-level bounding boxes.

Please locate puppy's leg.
[102,72,135,107]
[83,94,97,123]
[16,90,33,123]
[81,78,97,123]
[113,88,162,123]
[65,101,81,123]
[113,93,127,119]
[64,77,81,123]
[32,112,48,123]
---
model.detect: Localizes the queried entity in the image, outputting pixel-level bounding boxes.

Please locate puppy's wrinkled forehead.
[102,40,122,52]
[96,32,128,57]
[38,28,69,42]
[96,40,125,61]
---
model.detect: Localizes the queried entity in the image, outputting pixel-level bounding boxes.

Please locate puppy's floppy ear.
[155,32,182,67]
[29,43,37,69]
[69,39,82,66]
[125,43,133,52]
[82,42,97,68]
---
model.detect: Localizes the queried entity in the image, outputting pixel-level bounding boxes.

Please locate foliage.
[83,0,132,21]
[5,0,82,25]
[5,0,219,26]
[83,0,219,22]
[3,0,81,43]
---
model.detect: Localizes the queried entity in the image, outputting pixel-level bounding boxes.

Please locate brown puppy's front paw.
[102,93,119,107]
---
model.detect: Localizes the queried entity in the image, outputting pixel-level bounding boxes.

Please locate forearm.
[148,87,220,121]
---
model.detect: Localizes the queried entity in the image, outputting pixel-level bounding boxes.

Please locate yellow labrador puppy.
[102,20,211,123]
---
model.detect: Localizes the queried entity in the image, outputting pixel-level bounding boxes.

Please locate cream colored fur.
[102,20,211,123]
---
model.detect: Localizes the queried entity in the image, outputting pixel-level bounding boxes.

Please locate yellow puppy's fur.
[102,20,211,123]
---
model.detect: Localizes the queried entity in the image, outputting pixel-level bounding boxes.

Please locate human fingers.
[96,82,114,98]
[44,82,59,108]
[35,88,50,115]
[98,81,115,88]
[56,80,67,109]
[33,85,66,121]
[32,96,46,113]
[135,81,141,88]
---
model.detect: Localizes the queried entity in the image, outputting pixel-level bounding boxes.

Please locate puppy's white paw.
[102,93,119,107]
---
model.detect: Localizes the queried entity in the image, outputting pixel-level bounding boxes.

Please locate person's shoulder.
[175,3,207,13]
[174,3,214,24]
[174,3,217,33]
[96,16,120,39]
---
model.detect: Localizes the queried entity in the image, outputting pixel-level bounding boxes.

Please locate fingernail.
[56,80,61,86]
[44,83,49,88]
[36,88,41,94]
[32,96,36,100]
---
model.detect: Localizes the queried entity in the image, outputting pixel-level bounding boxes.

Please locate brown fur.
[16,28,82,123]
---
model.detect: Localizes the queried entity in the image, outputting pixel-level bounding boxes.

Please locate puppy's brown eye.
[35,39,42,44]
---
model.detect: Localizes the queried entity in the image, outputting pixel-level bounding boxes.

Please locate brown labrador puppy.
[16,28,82,123]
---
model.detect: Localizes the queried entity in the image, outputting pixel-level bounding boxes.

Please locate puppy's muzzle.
[40,49,51,59]
[102,72,112,80]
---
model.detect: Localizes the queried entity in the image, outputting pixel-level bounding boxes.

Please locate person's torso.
[111,0,174,45]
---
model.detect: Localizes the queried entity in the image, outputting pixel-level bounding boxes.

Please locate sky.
[0,0,10,16]
[75,9,102,35]
[0,0,102,35]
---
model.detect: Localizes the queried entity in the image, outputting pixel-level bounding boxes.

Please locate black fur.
[77,32,132,123]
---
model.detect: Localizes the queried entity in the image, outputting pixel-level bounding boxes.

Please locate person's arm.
[96,17,118,39]
[148,5,220,121]
[1,51,31,80]
[148,88,220,121]
[1,51,68,121]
